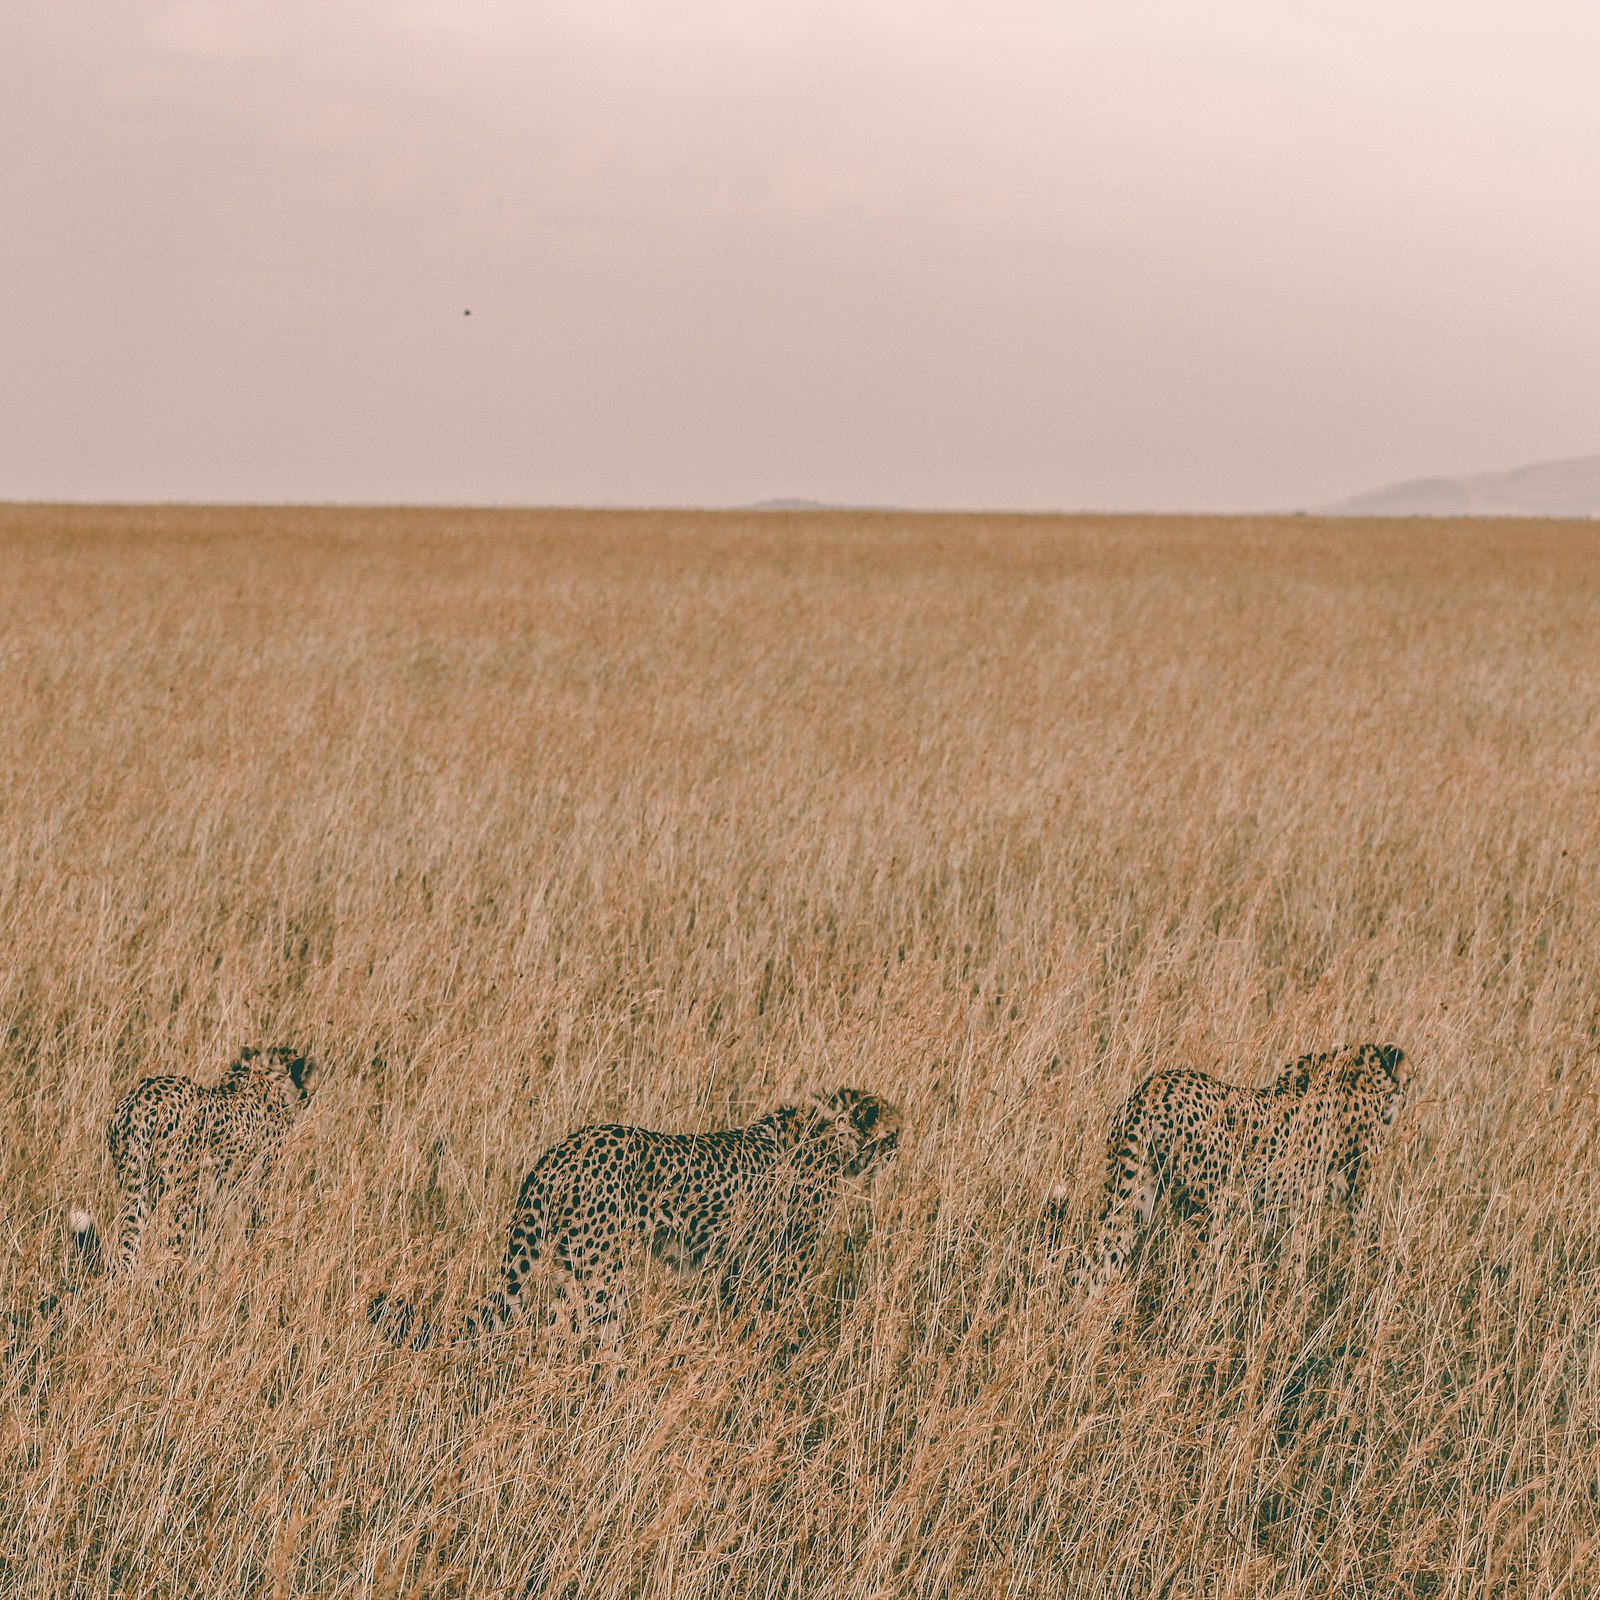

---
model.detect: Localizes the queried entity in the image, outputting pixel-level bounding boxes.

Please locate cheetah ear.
[841,1090,880,1134]
[807,1087,883,1140]
[223,1046,258,1079]
[286,1053,310,1092]
[805,1086,863,1116]
[803,1088,852,1129]
[1374,1045,1406,1081]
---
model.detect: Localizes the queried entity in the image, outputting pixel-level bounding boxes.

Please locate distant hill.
[1320,454,1600,518]
[743,498,907,512]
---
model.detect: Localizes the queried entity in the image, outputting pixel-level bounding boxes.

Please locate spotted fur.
[72,1046,315,1275]
[1078,1043,1409,1288]
[370,1086,900,1348]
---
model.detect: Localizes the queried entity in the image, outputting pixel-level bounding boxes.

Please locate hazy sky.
[4,1,1599,511]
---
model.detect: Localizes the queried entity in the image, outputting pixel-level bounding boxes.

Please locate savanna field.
[3,503,1599,1598]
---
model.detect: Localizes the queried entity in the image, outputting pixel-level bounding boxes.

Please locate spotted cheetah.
[370,1086,901,1348]
[1076,1043,1409,1288]
[71,1045,316,1275]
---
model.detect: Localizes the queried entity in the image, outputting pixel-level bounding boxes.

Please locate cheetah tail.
[1040,1185,1075,1250]
[68,1209,104,1275]
[367,1291,439,1351]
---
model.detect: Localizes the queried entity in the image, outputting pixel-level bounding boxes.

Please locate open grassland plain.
[2,503,1599,1598]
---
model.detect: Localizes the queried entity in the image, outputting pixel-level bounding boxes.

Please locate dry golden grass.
[2,503,1598,1597]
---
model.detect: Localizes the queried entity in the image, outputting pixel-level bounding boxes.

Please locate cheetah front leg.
[1333,1142,1369,1213]
[1080,1116,1160,1291]
[1176,1199,1225,1276]
[759,1224,828,1350]
[714,1201,826,1342]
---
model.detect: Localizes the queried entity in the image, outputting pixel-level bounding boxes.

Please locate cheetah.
[369,1086,901,1349]
[71,1045,316,1275]
[1075,1043,1409,1289]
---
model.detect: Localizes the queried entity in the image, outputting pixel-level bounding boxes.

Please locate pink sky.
[4,0,1598,511]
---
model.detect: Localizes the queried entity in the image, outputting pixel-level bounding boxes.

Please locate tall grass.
[1,503,1597,1597]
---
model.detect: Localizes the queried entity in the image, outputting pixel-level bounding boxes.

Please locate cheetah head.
[1345,1043,1408,1127]
[234,1044,317,1104]
[1368,1044,1409,1125]
[808,1087,901,1178]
